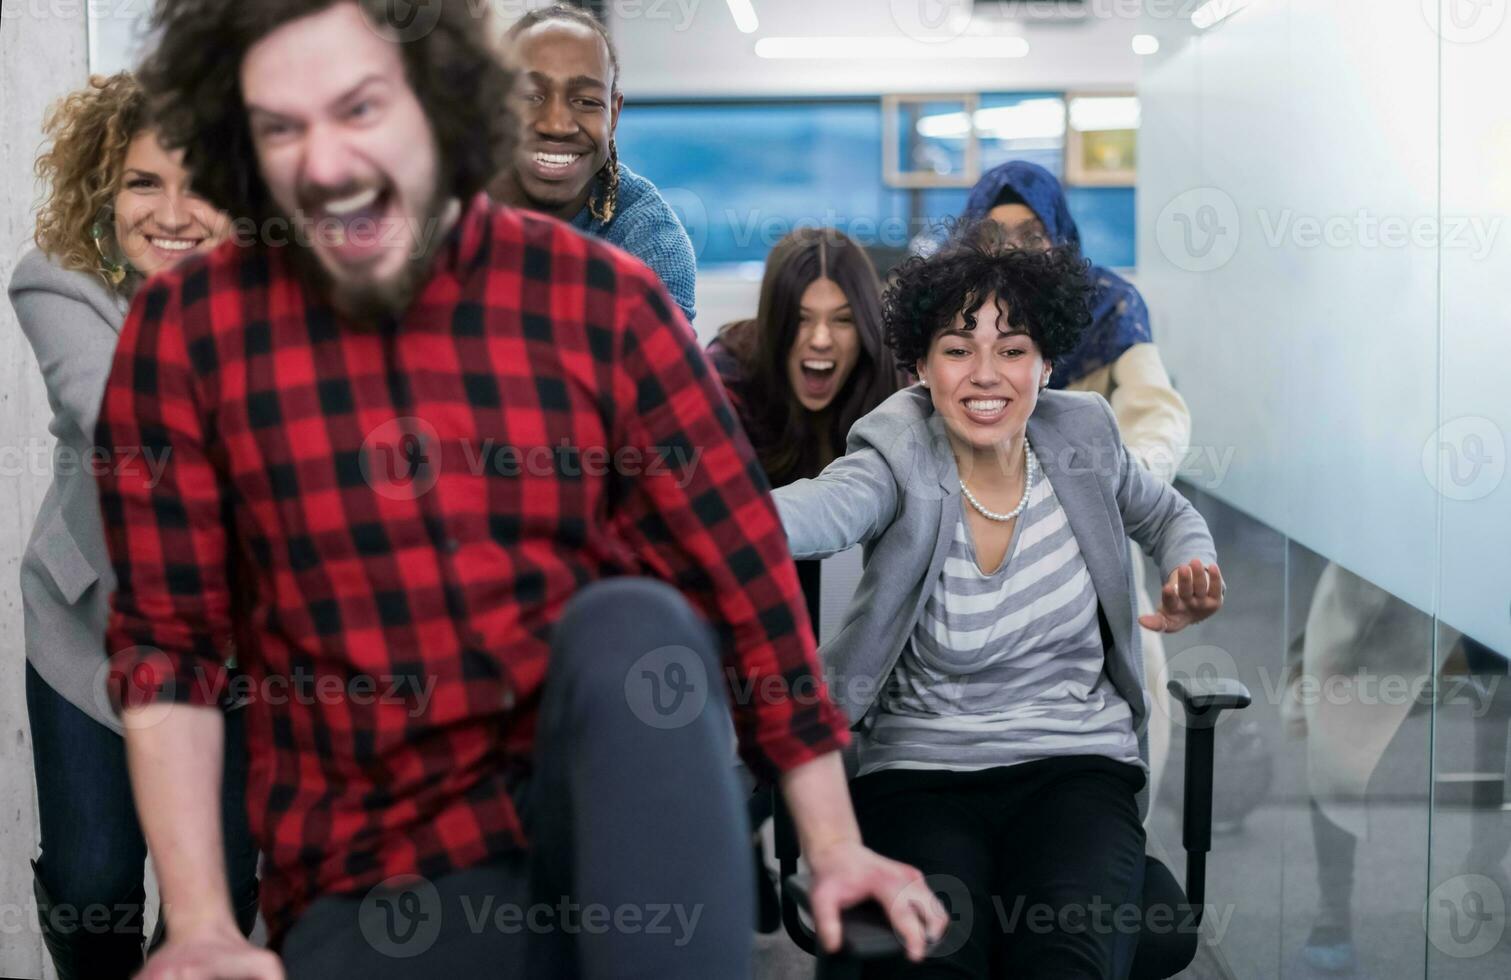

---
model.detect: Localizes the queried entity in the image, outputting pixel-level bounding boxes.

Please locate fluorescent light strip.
[755,36,1030,60]
[725,0,758,35]
[1191,0,1251,30]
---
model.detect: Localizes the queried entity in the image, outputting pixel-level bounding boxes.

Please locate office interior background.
[1,0,1509,976]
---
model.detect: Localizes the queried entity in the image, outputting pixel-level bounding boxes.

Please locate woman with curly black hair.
[772,221,1226,978]
[965,161,1192,813]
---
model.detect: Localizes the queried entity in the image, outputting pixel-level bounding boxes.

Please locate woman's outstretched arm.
[1103,396,1225,631]
[772,446,899,560]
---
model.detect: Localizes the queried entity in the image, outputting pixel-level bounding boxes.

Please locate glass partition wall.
[1138,1,1511,976]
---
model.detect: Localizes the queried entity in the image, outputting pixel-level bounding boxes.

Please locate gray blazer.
[9,249,129,732]
[773,386,1219,818]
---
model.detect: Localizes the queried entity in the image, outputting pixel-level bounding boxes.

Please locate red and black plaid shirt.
[95,195,848,946]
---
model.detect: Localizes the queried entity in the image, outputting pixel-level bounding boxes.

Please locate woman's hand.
[1139,558,1224,633]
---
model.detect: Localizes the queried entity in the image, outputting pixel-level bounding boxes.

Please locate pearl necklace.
[960,440,1035,522]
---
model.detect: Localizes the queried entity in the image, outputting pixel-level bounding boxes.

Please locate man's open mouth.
[308,184,394,258]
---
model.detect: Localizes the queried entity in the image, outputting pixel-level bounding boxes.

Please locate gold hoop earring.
[91,209,127,286]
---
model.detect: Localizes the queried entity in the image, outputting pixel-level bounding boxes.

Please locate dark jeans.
[851,756,1147,980]
[281,577,755,979]
[26,660,260,979]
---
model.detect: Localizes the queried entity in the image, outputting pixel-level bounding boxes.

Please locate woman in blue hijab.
[964,161,1188,466]
[965,160,1192,816]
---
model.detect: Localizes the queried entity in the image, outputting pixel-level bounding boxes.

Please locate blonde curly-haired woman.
[8,72,259,980]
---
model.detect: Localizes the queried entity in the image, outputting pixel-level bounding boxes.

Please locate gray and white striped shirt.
[856,460,1143,776]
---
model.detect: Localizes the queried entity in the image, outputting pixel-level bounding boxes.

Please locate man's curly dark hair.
[138,0,516,224]
[884,219,1094,373]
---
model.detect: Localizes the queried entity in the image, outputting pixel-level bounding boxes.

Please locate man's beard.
[285,185,455,324]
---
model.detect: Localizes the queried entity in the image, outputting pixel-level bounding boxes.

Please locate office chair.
[774,561,1253,979]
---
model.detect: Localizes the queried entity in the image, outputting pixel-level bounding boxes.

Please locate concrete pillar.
[1,0,91,976]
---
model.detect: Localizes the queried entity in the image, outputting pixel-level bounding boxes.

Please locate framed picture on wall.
[1064,93,1138,186]
[882,94,982,188]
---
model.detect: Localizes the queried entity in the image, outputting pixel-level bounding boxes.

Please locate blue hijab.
[963,161,1150,387]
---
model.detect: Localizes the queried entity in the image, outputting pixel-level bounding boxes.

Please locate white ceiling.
[89,2,1150,97]
[607,0,1146,98]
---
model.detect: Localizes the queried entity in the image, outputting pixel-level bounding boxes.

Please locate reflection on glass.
[1284,561,1436,973]
[1272,557,1511,975]
[1429,627,1511,971]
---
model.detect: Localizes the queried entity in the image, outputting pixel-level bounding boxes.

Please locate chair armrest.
[1167,676,1252,913]
[1168,676,1252,718]
[783,871,909,960]
[773,788,922,962]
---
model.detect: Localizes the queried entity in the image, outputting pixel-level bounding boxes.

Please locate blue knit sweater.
[570,162,697,324]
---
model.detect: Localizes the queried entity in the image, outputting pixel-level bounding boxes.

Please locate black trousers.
[280,578,755,978]
[851,756,1147,980]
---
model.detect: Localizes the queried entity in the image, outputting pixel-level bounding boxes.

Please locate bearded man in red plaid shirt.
[93,2,945,977]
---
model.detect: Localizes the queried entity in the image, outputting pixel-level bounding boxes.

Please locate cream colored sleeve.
[1069,343,1191,484]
